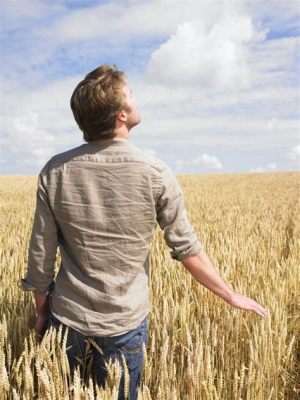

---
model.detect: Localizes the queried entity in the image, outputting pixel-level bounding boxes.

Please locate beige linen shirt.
[20,137,203,336]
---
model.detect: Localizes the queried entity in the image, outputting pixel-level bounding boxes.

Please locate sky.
[0,0,299,175]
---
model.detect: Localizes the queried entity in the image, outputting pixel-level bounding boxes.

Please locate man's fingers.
[253,308,267,318]
[259,306,268,318]
[35,334,43,344]
[253,300,268,317]
[230,293,268,318]
[250,300,268,318]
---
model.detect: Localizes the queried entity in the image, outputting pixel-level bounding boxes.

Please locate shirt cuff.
[19,278,55,295]
[170,240,203,261]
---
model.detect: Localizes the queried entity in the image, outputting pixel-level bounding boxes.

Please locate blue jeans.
[48,311,148,400]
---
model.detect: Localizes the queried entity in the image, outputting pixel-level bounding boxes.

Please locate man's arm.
[181,250,268,318]
[156,164,268,318]
[155,164,204,261]
[20,164,59,342]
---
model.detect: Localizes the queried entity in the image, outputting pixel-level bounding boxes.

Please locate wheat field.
[0,172,299,399]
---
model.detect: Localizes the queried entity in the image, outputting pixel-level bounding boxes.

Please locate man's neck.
[112,122,131,140]
[89,124,131,143]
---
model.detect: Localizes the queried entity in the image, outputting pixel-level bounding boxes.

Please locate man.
[20,64,267,399]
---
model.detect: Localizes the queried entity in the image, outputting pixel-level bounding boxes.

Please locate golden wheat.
[0,172,299,399]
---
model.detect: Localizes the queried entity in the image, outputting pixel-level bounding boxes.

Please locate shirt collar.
[89,137,129,145]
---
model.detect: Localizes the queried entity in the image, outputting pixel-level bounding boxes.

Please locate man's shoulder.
[128,144,169,174]
[39,144,86,175]
[39,142,170,176]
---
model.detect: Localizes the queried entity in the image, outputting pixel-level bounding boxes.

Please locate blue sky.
[0,0,299,175]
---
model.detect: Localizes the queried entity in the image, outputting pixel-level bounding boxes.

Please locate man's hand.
[226,292,268,318]
[35,312,50,343]
[181,250,268,318]
[33,289,51,344]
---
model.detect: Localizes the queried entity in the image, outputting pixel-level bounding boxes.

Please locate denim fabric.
[20,137,203,336]
[48,309,148,400]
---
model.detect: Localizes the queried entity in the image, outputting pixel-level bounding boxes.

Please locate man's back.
[21,137,203,336]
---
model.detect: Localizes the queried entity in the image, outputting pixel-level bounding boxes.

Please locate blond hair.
[70,65,128,142]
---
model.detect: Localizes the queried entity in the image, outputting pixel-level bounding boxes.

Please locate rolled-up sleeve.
[19,162,58,295]
[155,164,204,261]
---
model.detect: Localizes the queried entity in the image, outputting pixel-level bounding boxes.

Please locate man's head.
[70,64,140,142]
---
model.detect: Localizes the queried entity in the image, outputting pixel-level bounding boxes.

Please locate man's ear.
[116,109,127,123]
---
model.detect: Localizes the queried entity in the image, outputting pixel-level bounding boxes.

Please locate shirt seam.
[48,153,166,175]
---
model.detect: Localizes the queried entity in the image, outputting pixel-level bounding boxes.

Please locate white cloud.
[267,118,279,131]
[266,162,277,170]
[249,36,299,87]
[130,84,300,149]
[286,144,300,161]
[1,76,83,169]
[5,111,56,168]
[145,3,267,90]
[1,0,299,174]
[130,72,299,121]
[2,0,52,20]
[47,1,222,42]
[175,159,185,172]
[250,162,277,172]
[192,153,223,169]
[249,167,264,172]
[2,0,297,46]
[1,0,65,29]
[1,69,299,172]
[245,0,300,33]
[141,148,157,155]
